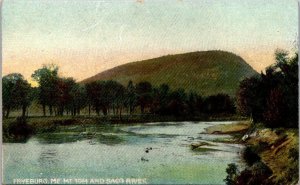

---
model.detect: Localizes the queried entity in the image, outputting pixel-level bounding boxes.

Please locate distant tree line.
[2,64,235,119]
[237,49,298,128]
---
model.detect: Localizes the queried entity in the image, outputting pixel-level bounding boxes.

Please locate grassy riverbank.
[204,121,250,134]
[245,126,299,184]
[203,121,299,185]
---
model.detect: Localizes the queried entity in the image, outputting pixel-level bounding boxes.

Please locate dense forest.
[2,65,235,119]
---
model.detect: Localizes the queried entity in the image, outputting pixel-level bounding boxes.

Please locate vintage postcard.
[2,0,299,184]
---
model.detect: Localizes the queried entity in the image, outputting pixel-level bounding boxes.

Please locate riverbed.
[3,121,245,184]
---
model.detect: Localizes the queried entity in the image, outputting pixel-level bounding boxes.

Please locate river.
[3,121,245,184]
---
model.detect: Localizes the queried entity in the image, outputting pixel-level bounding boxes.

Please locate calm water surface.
[3,121,245,184]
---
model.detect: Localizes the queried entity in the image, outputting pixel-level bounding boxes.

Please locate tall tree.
[237,49,298,127]
[166,88,188,116]
[203,94,235,114]
[56,77,77,116]
[135,81,153,114]
[237,76,265,122]
[263,88,286,128]
[86,81,103,116]
[112,82,126,119]
[125,81,137,115]
[69,84,87,116]
[31,64,59,116]
[2,73,32,118]
[157,84,171,114]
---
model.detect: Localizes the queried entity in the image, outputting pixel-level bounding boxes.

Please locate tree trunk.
[22,105,26,117]
[43,104,46,116]
[141,105,144,114]
[49,105,53,116]
[61,107,64,116]
[102,107,107,116]
[119,106,122,120]
[130,106,134,115]
[5,107,10,118]
[96,107,100,116]
[88,104,91,117]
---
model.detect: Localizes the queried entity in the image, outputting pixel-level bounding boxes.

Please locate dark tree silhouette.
[237,76,265,122]
[86,81,103,116]
[69,84,87,116]
[56,77,77,116]
[203,94,235,115]
[31,64,59,116]
[165,88,188,116]
[125,80,137,115]
[263,88,286,128]
[135,81,153,114]
[237,50,298,127]
[2,73,32,118]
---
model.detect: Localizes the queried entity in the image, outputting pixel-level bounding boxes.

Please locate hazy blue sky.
[3,0,298,82]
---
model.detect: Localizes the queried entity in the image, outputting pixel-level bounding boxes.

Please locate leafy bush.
[288,148,298,160]
[236,162,272,185]
[224,163,238,185]
[4,117,34,142]
[286,148,299,183]
[243,146,261,166]
[274,128,285,136]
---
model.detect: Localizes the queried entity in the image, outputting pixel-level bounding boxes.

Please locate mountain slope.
[82,50,258,96]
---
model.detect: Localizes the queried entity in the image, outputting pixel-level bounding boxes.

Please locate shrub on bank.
[235,162,272,185]
[3,117,34,142]
[243,146,261,166]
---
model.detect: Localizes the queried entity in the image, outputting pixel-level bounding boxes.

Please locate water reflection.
[38,148,59,168]
[96,134,124,145]
[36,133,85,144]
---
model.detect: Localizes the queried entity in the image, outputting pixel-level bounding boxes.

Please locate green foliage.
[224,163,238,185]
[288,147,298,160]
[136,81,153,113]
[31,65,88,117]
[203,94,235,114]
[2,73,32,118]
[164,88,188,116]
[84,79,235,117]
[125,80,137,114]
[286,147,299,183]
[3,117,34,142]
[227,146,273,185]
[86,80,126,116]
[243,146,261,166]
[236,162,272,185]
[236,76,265,122]
[31,64,60,116]
[237,50,298,128]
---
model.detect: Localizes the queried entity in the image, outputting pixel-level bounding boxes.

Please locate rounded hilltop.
[82,50,258,96]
